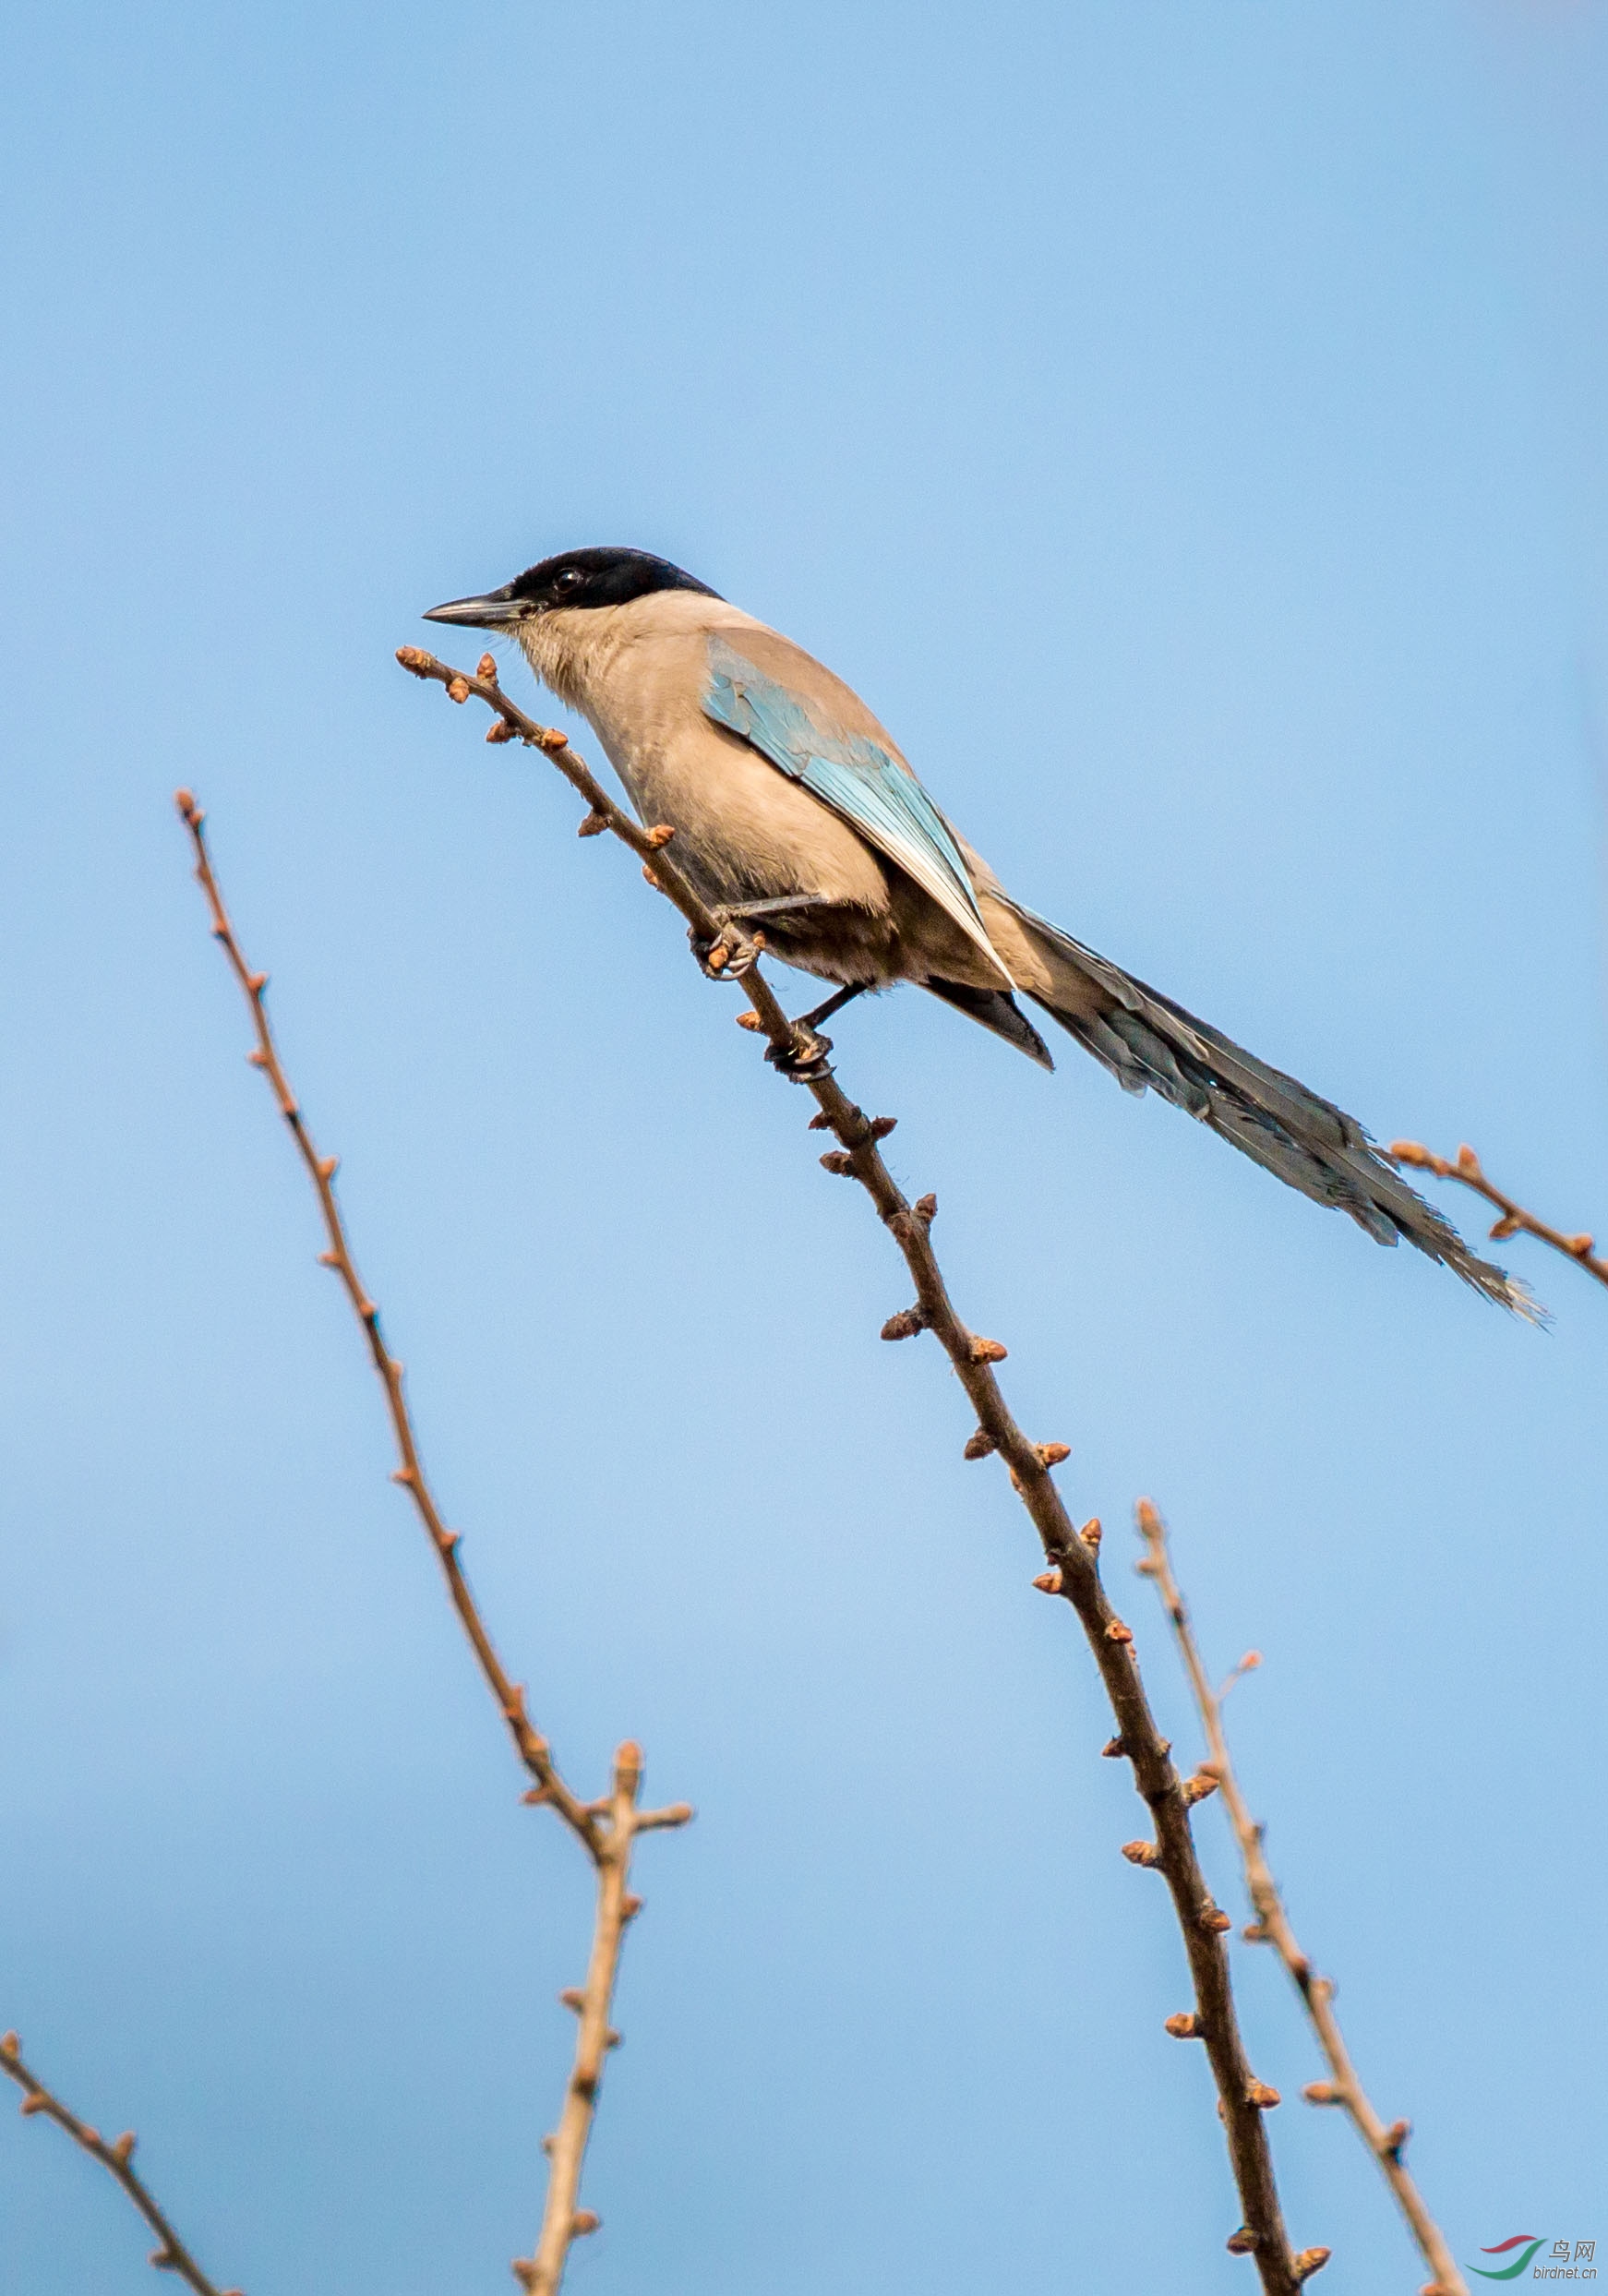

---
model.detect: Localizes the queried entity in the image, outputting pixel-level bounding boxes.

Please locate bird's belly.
[592,715,904,986]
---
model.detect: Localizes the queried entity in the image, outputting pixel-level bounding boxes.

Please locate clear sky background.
[3,5,1604,2291]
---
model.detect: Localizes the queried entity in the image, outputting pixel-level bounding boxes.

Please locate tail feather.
[922,978,1055,1069]
[1003,900,1539,1317]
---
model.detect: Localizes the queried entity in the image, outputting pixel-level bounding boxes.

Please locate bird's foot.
[689,919,764,980]
[765,1026,834,1081]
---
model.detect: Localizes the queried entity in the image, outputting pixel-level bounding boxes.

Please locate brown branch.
[401,646,1328,2291]
[0,2034,240,2296]
[516,1742,658,2295]
[1134,1500,1467,2296]
[1388,1139,1605,1296]
[176,787,599,1845]
[175,790,691,2293]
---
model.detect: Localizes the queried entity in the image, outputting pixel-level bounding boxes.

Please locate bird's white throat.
[510,606,623,715]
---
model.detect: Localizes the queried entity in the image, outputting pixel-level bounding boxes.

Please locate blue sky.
[2,5,1604,2291]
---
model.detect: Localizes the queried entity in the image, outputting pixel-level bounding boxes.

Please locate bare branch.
[176,790,691,2294]
[1388,1140,1604,1298]
[175,787,600,1852]
[514,1741,690,2294]
[1134,1500,1467,2296]
[0,2035,240,2296]
[403,648,1326,2291]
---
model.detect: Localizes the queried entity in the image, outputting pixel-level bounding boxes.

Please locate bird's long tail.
[994,896,1537,1316]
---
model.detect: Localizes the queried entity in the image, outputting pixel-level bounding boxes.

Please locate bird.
[425,545,1530,1313]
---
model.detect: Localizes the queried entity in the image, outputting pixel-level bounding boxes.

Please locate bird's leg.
[766,984,867,1081]
[796,982,866,1031]
[717,894,827,923]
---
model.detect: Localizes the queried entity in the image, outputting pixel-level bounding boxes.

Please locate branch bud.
[113,2132,136,2163]
[572,2212,601,2238]
[808,1112,832,1130]
[1456,1144,1481,1175]
[1226,2227,1259,2254]
[1031,1569,1062,1594]
[1181,1773,1219,1808]
[1487,1212,1519,1240]
[1080,1518,1103,1550]
[1302,2082,1340,2106]
[1387,1139,1429,1166]
[577,810,608,836]
[446,676,471,703]
[1164,2013,1200,2038]
[1,2034,18,2053]
[486,718,517,743]
[1199,1906,1233,1933]
[1104,1618,1133,1645]
[881,1308,924,1341]
[868,1115,897,1139]
[1036,1441,1071,1467]
[962,1428,996,1460]
[913,1192,937,1221]
[1101,1737,1126,1758]
[476,655,498,680]
[1292,2250,1332,2281]
[1121,1840,1160,1868]
[559,1989,586,2013]
[644,823,676,848]
[394,647,429,675]
[1382,2118,1410,2158]
[1568,1232,1597,1256]
[820,1150,856,1176]
[736,1010,765,1031]
[620,1893,643,1919]
[970,1336,1008,1363]
[1246,2081,1280,2109]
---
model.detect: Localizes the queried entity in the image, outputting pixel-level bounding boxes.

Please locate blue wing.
[702,634,1011,981]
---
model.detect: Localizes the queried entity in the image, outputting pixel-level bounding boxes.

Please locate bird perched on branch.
[426,546,1529,1312]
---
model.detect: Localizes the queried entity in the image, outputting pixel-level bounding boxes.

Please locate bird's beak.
[422,585,526,630]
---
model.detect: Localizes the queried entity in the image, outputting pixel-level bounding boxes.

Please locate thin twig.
[519,1741,651,2296]
[0,2034,240,2296]
[1134,1500,1467,2296]
[401,646,1328,2290]
[1388,1139,1605,1296]
[176,791,691,2293]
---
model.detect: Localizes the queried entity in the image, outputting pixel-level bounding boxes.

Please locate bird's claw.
[690,920,763,980]
[765,1028,834,1081]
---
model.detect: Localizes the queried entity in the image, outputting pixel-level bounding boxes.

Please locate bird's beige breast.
[527,611,894,912]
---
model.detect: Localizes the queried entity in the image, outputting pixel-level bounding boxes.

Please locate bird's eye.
[556,567,582,591]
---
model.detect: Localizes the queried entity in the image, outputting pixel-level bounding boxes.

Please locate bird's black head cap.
[426,547,720,630]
